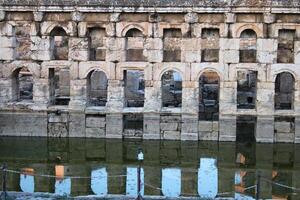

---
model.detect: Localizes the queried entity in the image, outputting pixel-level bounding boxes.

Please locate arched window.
[125,28,145,61]
[87,70,108,106]
[275,72,294,110]
[199,71,219,121]
[124,70,144,107]
[88,27,106,61]
[161,70,182,107]
[50,27,69,60]
[12,67,33,101]
[239,29,257,63]
[277,29,295,63]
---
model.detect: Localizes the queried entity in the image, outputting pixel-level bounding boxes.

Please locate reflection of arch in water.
[20,174,34,193]
[91,168,108,196]
[55,178,71,196]
[162,168,181,197]
[198,158,218,198]
[126,167,144,197]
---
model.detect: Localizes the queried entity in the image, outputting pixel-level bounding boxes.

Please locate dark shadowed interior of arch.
[12,67,33,101]
[240,29,257,63]
[87,70,108,106]
[237,70,257,109]
[161,70,182,107]
[199,71,219,121]
[48,67,70,105]
[275,72,294,110]
[88,27,106,61]
[50,26,69,60]
[125,28,146,61]
[124,70,145,107]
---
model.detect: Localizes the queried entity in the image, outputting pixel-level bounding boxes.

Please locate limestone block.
[72,11,83,22]
[184,12,198,24]
[257,51,276,64]
[182,51,201,63]
[295,52,300,64]
[257,39,277,52]
[145,38,163,50]
[0,11,5,21]
[126,37,144,49]
[199,131,219,141]
[86,116,106,128]
[0,48,15,60]
[198,121,213,132]
[69,50,89,61]
[212,121,219,131]
[69,114,86,137]
[48,113,69,123]
[110,13,120,22]
[160,122,178,131]
[220,50,239,63]
[275,132,294,143]
[219,39,239,50]
[31,50,52,61]
[106,38,126,50]
[106,114,123,138]
[0,37,16,48]
[263,13,275,24]
[219,116,236,141]
[181,38,201,51]
[146,50,163,63]
[106,50,126,62]
[225,13,236,23]
[31,36,51,51]
[256,116,274,143]
[163,131,180,140]
[0,23,14,36]
[161,115,181,122]
[86,128,105,138]
[69,37,89,50]
[275,122,292,133]
[144,86,161,112]
[33,11,44,22]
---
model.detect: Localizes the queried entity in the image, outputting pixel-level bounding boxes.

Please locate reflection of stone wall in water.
[0,1,300,143]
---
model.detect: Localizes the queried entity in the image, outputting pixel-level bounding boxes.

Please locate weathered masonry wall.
[1,0,300,143]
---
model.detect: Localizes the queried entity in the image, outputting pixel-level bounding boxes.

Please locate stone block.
[257,39,277,52]
[220,39,239,50]
[225,13,236,23]
[0,37,16,48]
[163,131,180,140]
[86,116,106,128]
[145,38,163,50]
[275,132,295,143]
[146,50,163,62]
[257,51,276,64]
[106,50,126,62]
[181,132,198,140]
[181,38,201,51]
[295,52,300,64]
[199,131,219,141]
[275,122,291,133]
[0,48,15,60]
[86,127,105,138]
[0,11,5,21]
[198,121,213,132]
[31,36,51,51]
[256,117,274,143]
[161,115,181,122]
[48,113,69,123]
[263,13,275,24]
[69,50,89,61]
[69,114,86,137]
[106,38,125,51]
[160,122,178,131]
[219,116,236,141]
[185,12,198,23]
[0,23,14,36]
[126,37,144,49]
[182,50,200,63]
[221,50,239,63]
[69,37,89,50]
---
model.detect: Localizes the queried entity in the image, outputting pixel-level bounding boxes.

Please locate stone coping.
[0,0,299,8]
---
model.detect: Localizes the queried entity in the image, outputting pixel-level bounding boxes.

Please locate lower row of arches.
[11,67,296,114]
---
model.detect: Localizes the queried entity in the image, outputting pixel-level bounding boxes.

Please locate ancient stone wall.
[1,0,300,143]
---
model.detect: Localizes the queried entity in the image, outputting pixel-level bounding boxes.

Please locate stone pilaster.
[181,81,198,140]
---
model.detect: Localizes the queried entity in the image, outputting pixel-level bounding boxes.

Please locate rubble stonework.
[0,0,300,143]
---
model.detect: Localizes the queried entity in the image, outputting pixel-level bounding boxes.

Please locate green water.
[0,137,299,199]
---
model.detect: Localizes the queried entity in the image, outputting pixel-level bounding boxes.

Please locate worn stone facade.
[1,0,300,143]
